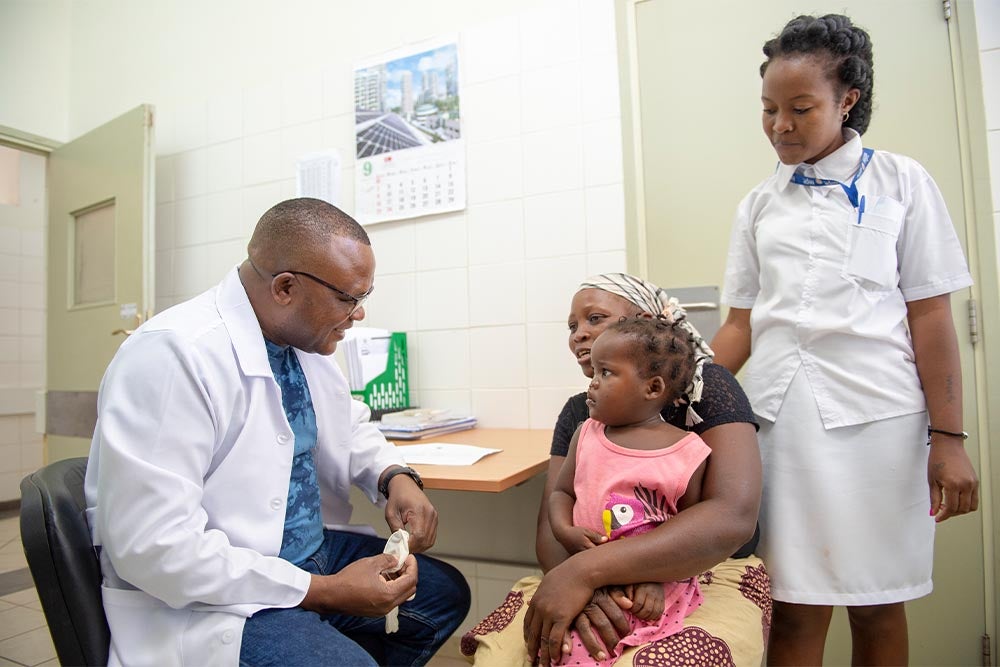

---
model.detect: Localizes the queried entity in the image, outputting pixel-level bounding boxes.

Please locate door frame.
[948,0,1000,650]
[0,124,58,461]
[614,0,999,653]
[0,124,61,155]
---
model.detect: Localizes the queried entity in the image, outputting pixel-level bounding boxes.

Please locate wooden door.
[45,105,154,461]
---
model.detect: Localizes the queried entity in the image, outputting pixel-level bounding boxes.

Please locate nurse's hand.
[384,476,439,553]
[300,553,418,616]
[927,436,979,522]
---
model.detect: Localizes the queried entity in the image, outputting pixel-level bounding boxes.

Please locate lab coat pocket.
[102,586,245,667]
[101,586,191,667]
[842,195,903,290]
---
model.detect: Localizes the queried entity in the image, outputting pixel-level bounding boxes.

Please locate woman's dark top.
[550,362,760,557]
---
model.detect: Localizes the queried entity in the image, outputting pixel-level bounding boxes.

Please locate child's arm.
[549,426,608,554]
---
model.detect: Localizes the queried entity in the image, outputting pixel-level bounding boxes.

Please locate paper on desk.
[398,443,501,466]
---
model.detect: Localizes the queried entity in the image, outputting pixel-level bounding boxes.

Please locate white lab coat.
[84,268,405,666]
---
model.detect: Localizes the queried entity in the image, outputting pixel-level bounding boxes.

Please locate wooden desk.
[389,428,551,493]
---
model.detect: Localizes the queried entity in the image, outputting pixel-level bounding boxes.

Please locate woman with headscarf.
[463,273,769,666]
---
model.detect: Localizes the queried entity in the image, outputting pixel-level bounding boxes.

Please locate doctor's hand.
[384,476,438,553]
[300,552,418,617]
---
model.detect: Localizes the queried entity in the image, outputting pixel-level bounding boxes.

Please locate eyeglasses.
[249,257,374,317]
[282,270,374,316]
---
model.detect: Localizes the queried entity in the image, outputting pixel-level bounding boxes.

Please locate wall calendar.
[353,38,465,225]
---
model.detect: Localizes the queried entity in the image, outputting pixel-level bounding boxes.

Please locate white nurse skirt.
[757,369,934,605]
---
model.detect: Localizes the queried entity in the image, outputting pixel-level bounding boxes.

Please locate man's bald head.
[247,198,369,267]
[240,198,375,354]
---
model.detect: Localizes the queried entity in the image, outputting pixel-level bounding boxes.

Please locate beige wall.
[0,0,71,141]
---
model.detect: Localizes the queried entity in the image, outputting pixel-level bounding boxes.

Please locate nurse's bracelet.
[927,426,969,444]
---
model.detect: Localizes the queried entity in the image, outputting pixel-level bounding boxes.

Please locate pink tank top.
[573,418,711,540]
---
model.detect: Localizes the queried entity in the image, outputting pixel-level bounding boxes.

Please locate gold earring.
[842,111,850,123]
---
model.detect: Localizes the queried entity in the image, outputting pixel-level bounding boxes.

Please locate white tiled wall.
[975,0,1000,268]
[153,0,622,429]
[0,149,46,501]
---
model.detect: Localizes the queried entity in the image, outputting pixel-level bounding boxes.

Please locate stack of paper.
[380,408,452,426]
[341,327,391,391]
[377,411,477,440]
[397,443,501,466]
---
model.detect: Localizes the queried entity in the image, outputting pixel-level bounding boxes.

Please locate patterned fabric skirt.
[462,556,770,666]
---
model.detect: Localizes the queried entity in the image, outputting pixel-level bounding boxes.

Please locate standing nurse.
[712,14,980,666]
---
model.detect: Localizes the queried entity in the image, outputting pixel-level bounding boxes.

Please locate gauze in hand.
[383,529,415,633]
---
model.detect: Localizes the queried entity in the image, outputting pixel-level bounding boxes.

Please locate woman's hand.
[524,560,596,666]
[927,437,979,522]
[567,583,667,660]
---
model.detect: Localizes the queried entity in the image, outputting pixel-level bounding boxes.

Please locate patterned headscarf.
[578,273,715,425]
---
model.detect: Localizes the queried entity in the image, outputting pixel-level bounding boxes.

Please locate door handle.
[111,311,146,337]
[678,302,718,311]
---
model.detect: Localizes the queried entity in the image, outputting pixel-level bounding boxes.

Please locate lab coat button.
[270,498,283,510]
[276,433,290,445]
[222,629,235,644]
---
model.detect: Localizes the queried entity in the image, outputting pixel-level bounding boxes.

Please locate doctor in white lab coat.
[85,198,470,666]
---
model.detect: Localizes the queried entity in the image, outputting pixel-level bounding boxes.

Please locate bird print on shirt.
[602,484,669,541]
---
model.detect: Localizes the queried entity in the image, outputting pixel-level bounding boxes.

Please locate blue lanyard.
[790,147,874,209]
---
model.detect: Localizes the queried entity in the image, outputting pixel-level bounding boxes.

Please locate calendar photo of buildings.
[354,43,461,159]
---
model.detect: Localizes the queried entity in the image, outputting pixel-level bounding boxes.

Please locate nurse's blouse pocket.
[842,195,903,290]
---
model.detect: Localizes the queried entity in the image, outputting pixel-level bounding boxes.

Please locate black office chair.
[20,457,110,666]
